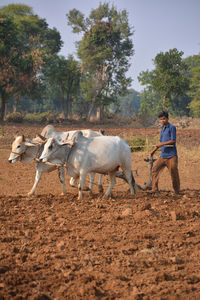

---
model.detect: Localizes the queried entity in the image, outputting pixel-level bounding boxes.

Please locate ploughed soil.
[0,123,200,300]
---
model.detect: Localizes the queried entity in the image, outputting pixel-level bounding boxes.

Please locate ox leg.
[78,171,87,200]
[104,172,116,198]
[98,174,103,193]
[69,177,78,188]
[28,169,41,196]
[123,170,135,196]
[58,166,66,195]
[88,172,95,193]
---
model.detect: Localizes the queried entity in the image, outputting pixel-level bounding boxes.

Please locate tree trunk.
[61,92,67,119]
[96,105,103,121]
[4,102,8,117]
[67,100,72,119]
[0,91,6,121]
[162,94,166,110]
[87,95,96,121]
[13,95,20,113]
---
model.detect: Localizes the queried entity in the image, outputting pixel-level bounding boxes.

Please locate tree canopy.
[187,54,200,117]
[42,54,81,118]
[138,48,190,116]
[0,4,62,120]
[1,3,200,122]
[67,2,134,120]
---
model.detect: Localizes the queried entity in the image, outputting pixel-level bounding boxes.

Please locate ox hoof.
[134,184,142,192]
[27,192,34,196]
[83,187,90,191]
[104,193,111,199]
[70,185,77,189]
[87,190,93,196]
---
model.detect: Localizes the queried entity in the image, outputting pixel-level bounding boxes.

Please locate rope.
[34,158,63,168]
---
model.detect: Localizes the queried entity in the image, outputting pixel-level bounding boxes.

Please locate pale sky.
[1,0,200,91]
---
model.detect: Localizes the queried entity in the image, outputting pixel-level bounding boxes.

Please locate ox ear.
[15,135,25,143]
[72,130,83,141]
[24,142,35,147]
[61,131,82,147]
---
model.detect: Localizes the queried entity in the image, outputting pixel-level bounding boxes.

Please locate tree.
[0,4,62,119]
[138,48,190,111]
[111,89,141,117]
[187,54,200,117]
[67,2,134,120]
[42,55,80,118]
[0,13,27,119]
[0,4,62,55]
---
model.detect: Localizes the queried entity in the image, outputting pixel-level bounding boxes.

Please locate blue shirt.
[160,122,177,158]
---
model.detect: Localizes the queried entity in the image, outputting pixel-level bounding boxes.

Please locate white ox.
[39,125,104,192]
[8,126,104,195]
[39,132,136,199]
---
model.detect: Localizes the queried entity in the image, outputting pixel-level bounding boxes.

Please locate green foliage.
[0,128,6,136]
[42,54,80,118]
[123,134,160,152]
[138,87,162,123]
[0,4,33,16]
[24,111,56,123]
[108,89,141,116]
[67,9,87,33]
[1,4,62,55]
[4,112,24,122]
[138,48,191,117]
[152,48,190,107]
[67,2,134,120]
[119,89,141,115]
[189,100,200,117]
[127,137,146,152]
[187,55,200,117]
[0,4,63,120]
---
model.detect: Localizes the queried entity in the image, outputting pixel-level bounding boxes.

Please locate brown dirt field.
[0,123,200,300]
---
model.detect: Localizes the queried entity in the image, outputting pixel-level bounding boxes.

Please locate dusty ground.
[0,123,200,300]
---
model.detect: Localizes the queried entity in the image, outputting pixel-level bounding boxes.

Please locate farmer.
[150,111,180,194]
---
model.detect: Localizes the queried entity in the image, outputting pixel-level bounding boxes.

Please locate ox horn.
[37,133,47,141]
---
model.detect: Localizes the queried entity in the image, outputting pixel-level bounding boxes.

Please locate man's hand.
[149,146,158,158]
[155,142,163,148]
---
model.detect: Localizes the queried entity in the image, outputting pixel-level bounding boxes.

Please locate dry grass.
[178,144,200,164]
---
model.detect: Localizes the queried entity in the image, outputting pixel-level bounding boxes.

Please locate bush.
[125,137,146,152]
[0,128,6,136]
[24,111,56,123]
[4,112,24,123]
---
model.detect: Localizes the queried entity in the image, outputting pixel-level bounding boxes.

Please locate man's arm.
[155,139,176,148]
[150,139,176,156]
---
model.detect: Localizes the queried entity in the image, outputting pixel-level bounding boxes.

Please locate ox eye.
[17,145,21,148]
[49,145,53,150]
